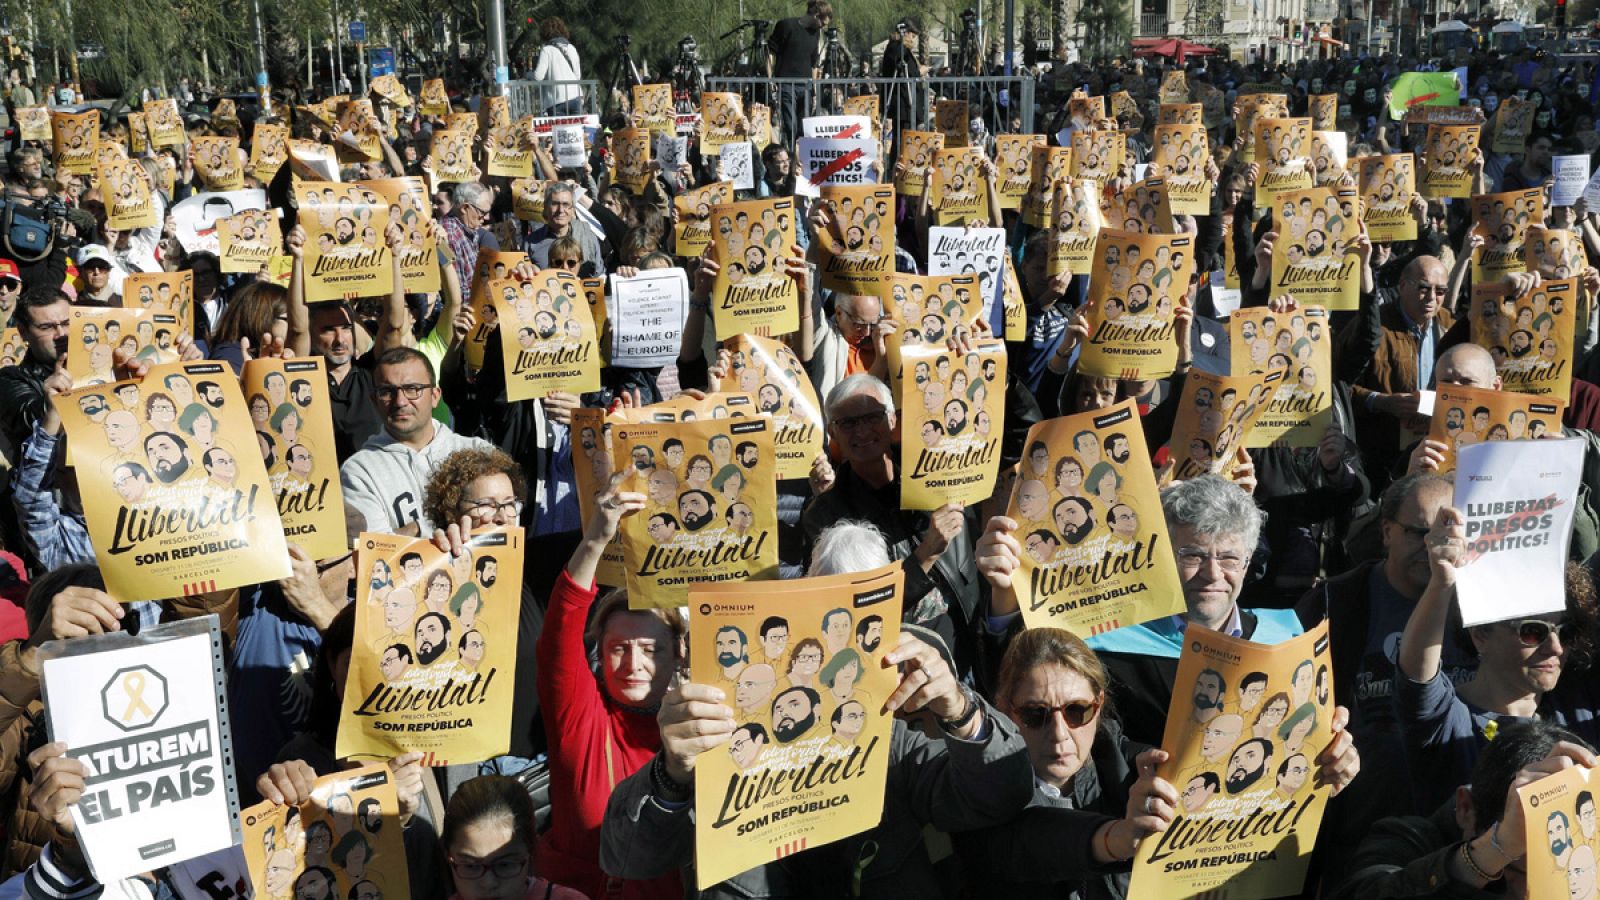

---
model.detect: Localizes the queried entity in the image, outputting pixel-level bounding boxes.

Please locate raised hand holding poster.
[242,763,412,900]
[337,527,525,764]
[898,341,1008,510]
[688,564,904,888]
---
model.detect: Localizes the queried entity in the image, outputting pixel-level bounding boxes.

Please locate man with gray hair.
[524,181,605,274]
[802,374,978,676]
[1086,475,1304,745]
[795,286,892,404]
[439,180,501,286]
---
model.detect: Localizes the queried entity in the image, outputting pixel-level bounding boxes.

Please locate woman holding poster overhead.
[536,475,685,900]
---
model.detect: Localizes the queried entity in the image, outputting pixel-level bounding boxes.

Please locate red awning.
[1131,38,1220,64]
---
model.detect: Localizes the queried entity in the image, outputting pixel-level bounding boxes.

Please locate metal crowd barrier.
[507,79,605,120]
[706,75,1037,138]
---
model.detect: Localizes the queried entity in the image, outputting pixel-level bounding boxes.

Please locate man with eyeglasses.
[340,347,494,536]
[1347,255,1456,490]
[797,287,890,403]
[524,182,604,276]
[438,181,501,288]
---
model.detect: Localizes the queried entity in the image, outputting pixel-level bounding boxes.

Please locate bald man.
[803,290,891,402]
[1346,255,1456,492]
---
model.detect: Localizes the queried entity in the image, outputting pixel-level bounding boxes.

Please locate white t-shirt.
[533,42,582,106]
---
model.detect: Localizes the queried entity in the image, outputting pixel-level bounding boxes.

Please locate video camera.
[615,33,632,50]
[678,35,700,62]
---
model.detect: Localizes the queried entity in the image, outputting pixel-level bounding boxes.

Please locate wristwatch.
[937,684,981,734]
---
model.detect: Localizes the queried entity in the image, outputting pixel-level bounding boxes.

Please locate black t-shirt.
[327,357,385,463]
[769,16,821,78]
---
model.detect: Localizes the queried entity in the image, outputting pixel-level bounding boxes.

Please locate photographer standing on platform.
[880,17,925,143]
[767,0,832,144]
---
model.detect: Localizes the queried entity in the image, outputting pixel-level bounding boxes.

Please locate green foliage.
[1078,0,1131,60]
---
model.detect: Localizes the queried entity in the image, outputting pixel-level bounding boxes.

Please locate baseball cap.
[0,259,20,284]
[77,244,114,270]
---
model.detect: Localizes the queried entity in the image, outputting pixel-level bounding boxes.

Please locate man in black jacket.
[767,0,831,144]
[0,285,70,454]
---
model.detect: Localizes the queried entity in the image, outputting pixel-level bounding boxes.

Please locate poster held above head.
[51,108,100,175]
[1418,124,1480,199]
[928,147,989,226]
[1078,229,1192,380]
[1046,178,1105,278]
[794,136,878,198]
[675,181,736,259]
[701,92,749,151]
[98,157,160,231]
[898,341,1007,510]
[426,130,480,184]
[803,114,872,141]
[489,272,602,401]
[1253,117,1315,201]
[719,141,756,191]
[1358,154,1418,243]
[67,306,181,387]
[634,83,675,136]
[1469,277,1576,399]
[709,196,799,336]
[880,272,986,407]
[1425,383,1566,474]
[216,209,282,274]
[192,136,245,192]
[298,182,394,302]
[1267,185,1364,312]
[419,78,450,116]
[926,225,1007,323]
[241,357,349,560]
[608,268,690,369]
[1152,124,1210,214]
[1070,129,1125,184]
[934,99,969,147]
[1165,367,1283,483]
[894,131,945,198]
[242,763,412,900]
[1470,187,1545,284]
[249,122,290,183]
[366,177,441,295]
[144,97,184,148]
[815,184,895,296]
[37,617,240,884]
[993,134,1044,210]
[337,526,525,764]
[613,127,652,195]
[720,333,825,480]
[171,190,269,257]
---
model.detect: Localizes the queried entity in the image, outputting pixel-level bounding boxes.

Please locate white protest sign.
[38,617,239,883]
[528,113,602,134]
[719,142,755,190]
[1553,155,1591,208]
[608,268,690,367]
[1211,270,1242,316]
[655,132,689,174]
[794,137,878,198]
[1582,165,1600,212]
[802,115,872,140]
[553,124,587,169]
[1452,437,1584,626]
[172,190,268,256]
[928,225,1007,320]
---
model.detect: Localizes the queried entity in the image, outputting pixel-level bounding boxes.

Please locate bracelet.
[1099,821,1123,862]
[650,753,692,803]
[1487,822,1509,861]
[937,686,980,733]
[1459,840,1498,883]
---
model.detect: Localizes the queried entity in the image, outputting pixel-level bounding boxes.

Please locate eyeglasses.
[832,410,888,432]
[450,855,528,880]
[550,257,580,270]
[840,312,882,328]
[1510,619,1575,648]
[1014,698,1102,730]
[375,383,435,401]
[464,203,493,216]
[463,498,524,518]
[1176,547,1249,573]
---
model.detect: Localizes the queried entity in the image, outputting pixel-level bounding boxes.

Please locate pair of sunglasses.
[1014,698,1102,730]
[1511,619,1576,648]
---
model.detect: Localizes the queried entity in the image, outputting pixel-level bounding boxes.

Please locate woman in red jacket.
[536,474,685,900]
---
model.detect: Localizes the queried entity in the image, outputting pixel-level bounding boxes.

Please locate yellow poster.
[1309,93,1340,130]
[1128,623,1336,900]
[420,78,450,116]
[633,83,675,136]
[1006,400,1185,634]
[489,272,601,401]
[1525,225,1587,279]
[336,99,383,162]
[571,407,626,587]
[510,178,549,223]
[614,417,779,608]
[843,94,880,138]
[0,328,25,367]
[1002,260,1027,341]
[928,147,988,226]
[51,109,99,175]
[445,111,479,141]
[15,106,50,142]
[1492,96,1536,153]
[300,182,393,303]
[1470,278,1576,399]
[895,131,944,197]
[124,112,148,154]
[369,74,410,109]
[674,181,734,258]
[584,277,607,363]
[367,177,441,295]
[464,250,525,373]
[123,271,195,328]
[1268,186,1363,311]
[1160,71,1189,105]
[288,140,340,184]
[750,104,773,150]
[484,121,533,178]
[1166,368,1283,481]
[1359,154,1418,242]
[1104,178,1175,235]
[1236,93,1289,163]
[710,197,799,336]
[478,93,510,135]
[1109,90,1140,125]
[95,140,127,170]
[1223,217,1240,290]
[898,341,1007,510]
[67,307,180,386]
[1419,124,1481,199]
[337,526,524,764]
[1516,759,1600,900]
[613,127,651,195]
[1159,103,1204,125]
[1045,178,1102,277]
[1071,129,1125,183]
[881,272,985,406]
[1471,187,1544,284]
[1068,93,1105,128]
[144,98,184,148]
[1254,117,1314,201]
[1022,145,1073,229]
[193,136,244,191]
[250,122,290,183]
[98,157,159,231]
[1154,124,1210,215]
[1232,306,1335,447]
[242,763,411,900]
[54,361,291,601]
[1311,131,1347,187]
[1078,229,1193,379]
[688,564,904,888]
[700,92,747,151]
[217,209,282,274]
[815,184,894,294]
[427,130,480,183]
[934,99,969,147]
[720,333,824,480]
[1427,384,1566,473]
[241,357,348,560]
[994,134,1044,209]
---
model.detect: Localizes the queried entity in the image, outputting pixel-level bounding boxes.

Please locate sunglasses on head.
[1511,619,1575,648]
[1014,698,1102,730]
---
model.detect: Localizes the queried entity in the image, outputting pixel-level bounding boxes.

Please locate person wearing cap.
[74,245,120,306]
[0,260,23,328]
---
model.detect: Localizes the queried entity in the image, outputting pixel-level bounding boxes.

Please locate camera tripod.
[817,31,852,115]
[606,39,643,118]
[718,19,771,111]
[672,44,706,112]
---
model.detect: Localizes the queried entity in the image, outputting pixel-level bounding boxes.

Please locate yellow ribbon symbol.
[120,672,154,721]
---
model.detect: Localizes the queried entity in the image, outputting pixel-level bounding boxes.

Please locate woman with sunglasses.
[1395,505,1600,814]
[953,627,1177,899]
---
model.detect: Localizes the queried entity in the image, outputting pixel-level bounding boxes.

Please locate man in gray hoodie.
[339,346,492,535]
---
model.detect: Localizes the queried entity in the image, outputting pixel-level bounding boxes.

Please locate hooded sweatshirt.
[339,420,493,534]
